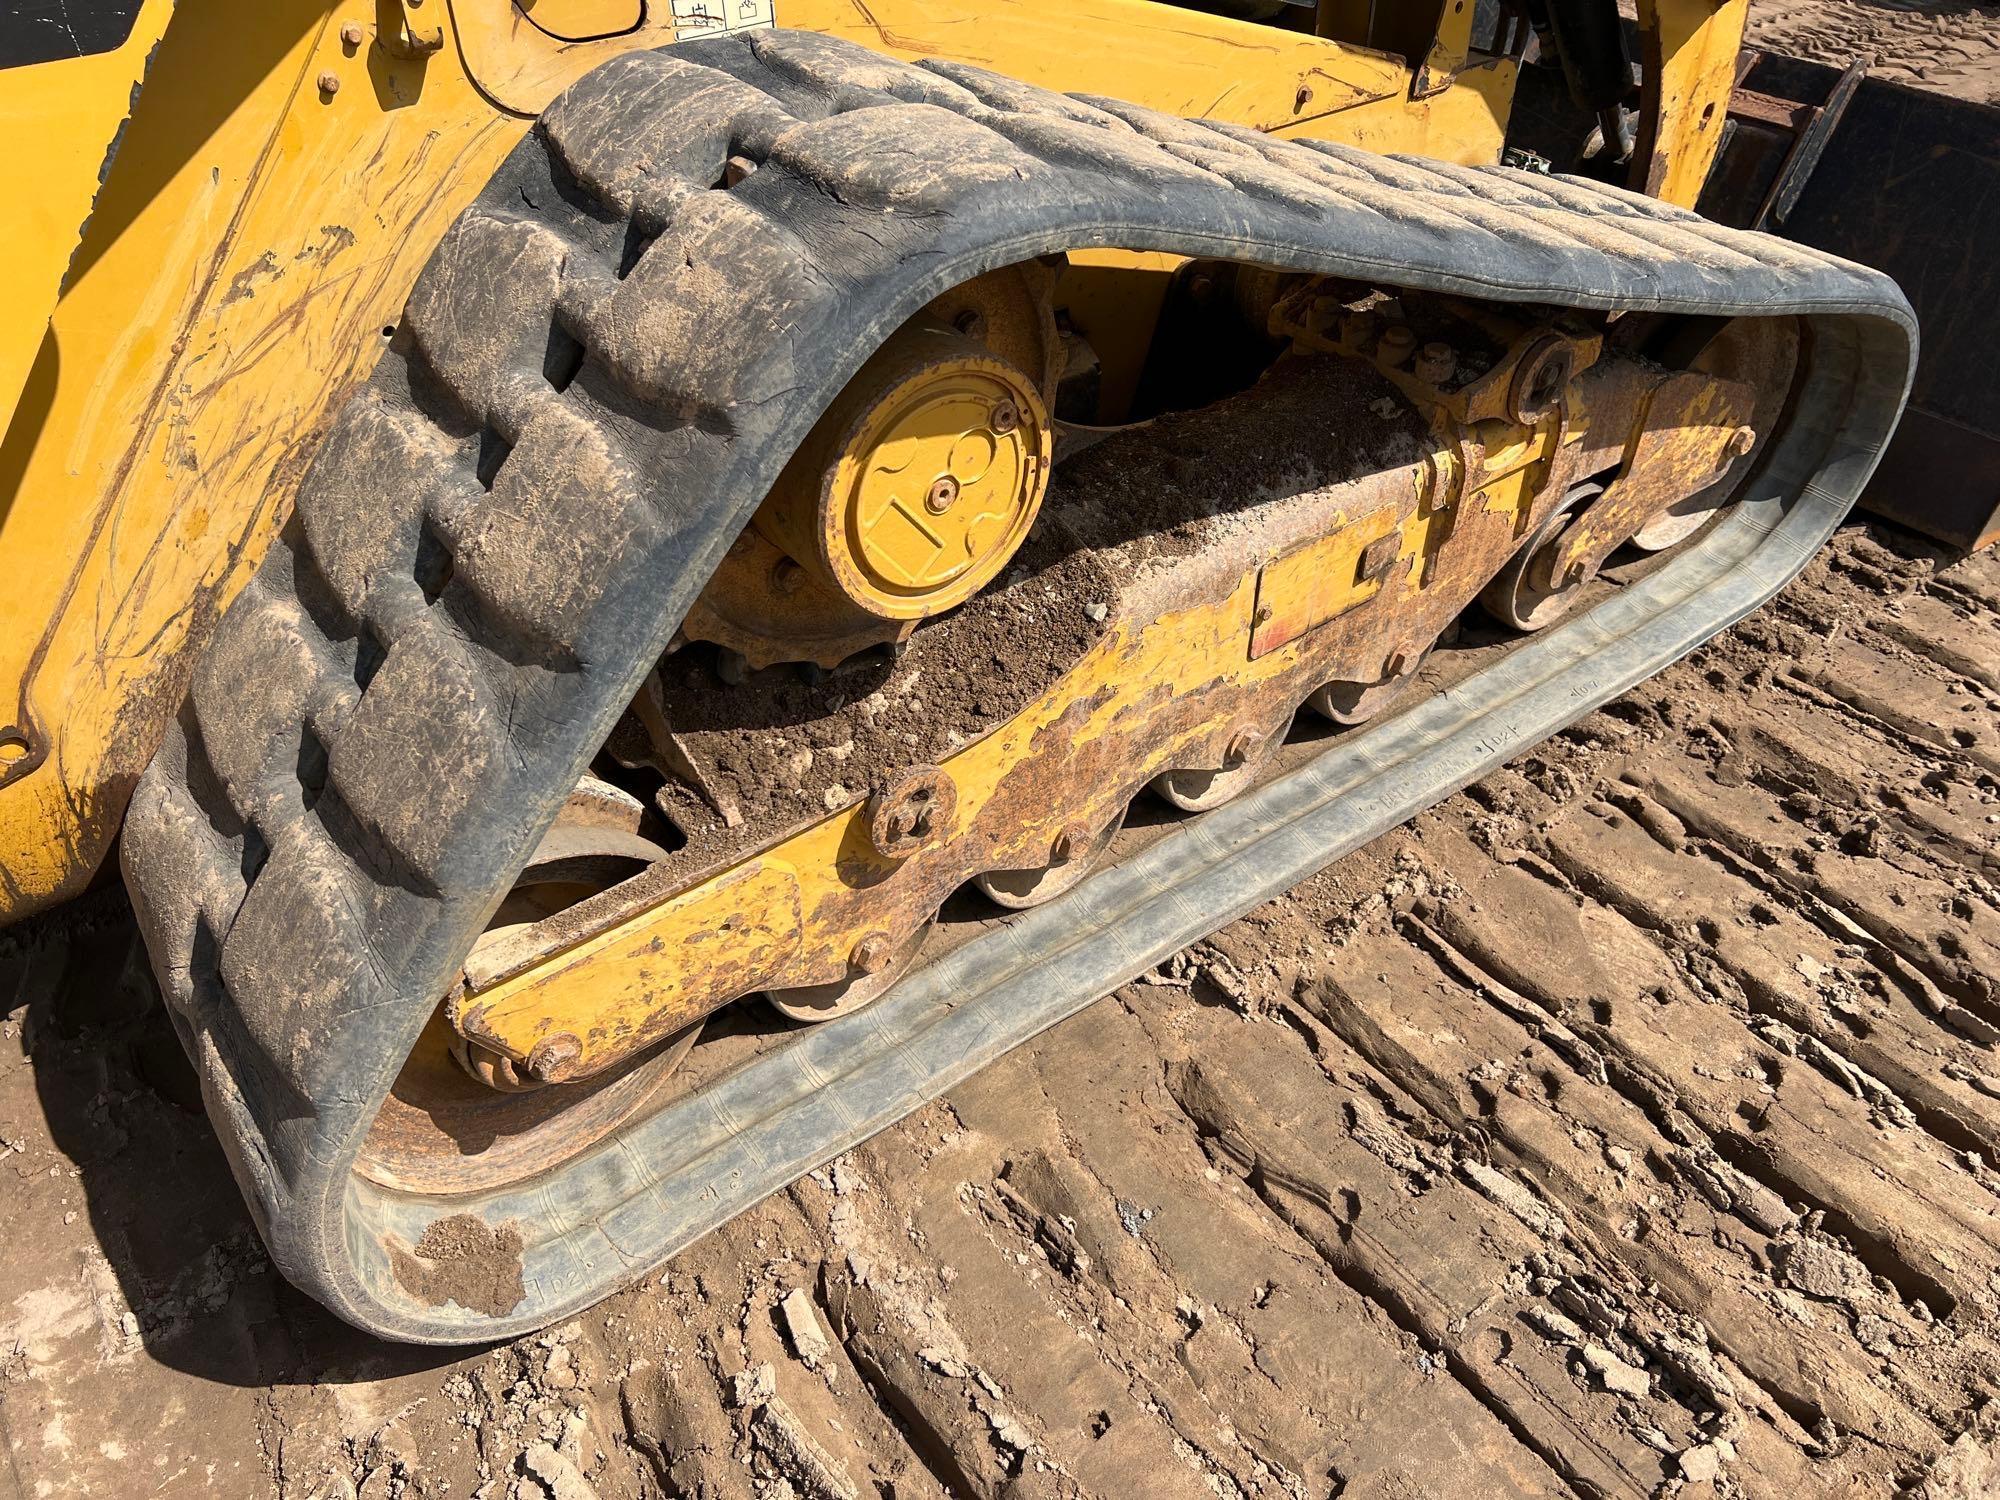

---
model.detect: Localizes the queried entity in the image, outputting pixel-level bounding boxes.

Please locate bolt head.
[1224,728,1264,767]
[990,400,1020,436]
[1339,310,1377,349]
[925,475,961,514]
[953,308,987,340]
[1051,826,1084,863]
[851,934,893,974]
[317,70,341,95]
[1415,341,1457,384]
[526,1032,582,1083]
[771,558,806,595]
[1727,424,1757,457]
[866,766,956,857]
[339,20,365,45]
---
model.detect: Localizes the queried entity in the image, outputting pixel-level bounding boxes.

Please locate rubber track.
[119,29,1914,1341]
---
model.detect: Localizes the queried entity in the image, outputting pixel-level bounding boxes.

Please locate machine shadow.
[0,887,480,1388]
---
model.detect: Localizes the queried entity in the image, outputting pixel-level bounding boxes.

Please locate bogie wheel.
[974,806,1127,911]
[1151,715,1292,813]
[353,809,697,1197]
[1479,482,1603,634]
[768,921,931,1024]
[1629,494,1717,553]
[1306,646,1433,727]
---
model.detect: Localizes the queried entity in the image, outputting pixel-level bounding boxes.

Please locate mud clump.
[647,354,1428,876]
[389,1213,528,1318]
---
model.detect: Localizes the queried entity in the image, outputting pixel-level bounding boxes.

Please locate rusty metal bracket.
[1551,370,1755,582]
[1719,51,1866,229]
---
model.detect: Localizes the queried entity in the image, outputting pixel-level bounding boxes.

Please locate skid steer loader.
[1,0,1912,1340]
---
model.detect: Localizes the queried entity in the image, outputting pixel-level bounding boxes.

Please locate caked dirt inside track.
[4,516,1998,1500]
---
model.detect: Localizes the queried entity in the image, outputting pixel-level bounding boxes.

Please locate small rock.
[1772,1236,1875,1305]
[729,1362,777,1409]
[542,1342,578,1391]
[1115,1199,1156,1237]
[1459,1159,1565,1239]
[1524,1305,1584,1343]
[780,1287,833,1372]
[1678,1443,1723,1485]
[917,1346,969,1379]
[520,1442,599,1500]
[1579,1344,1651,1398]
[988,1409,1033,1453]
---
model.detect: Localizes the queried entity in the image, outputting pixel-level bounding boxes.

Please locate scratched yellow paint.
[0,0,183,428]
[1635,0,1748,206]
[454,858,807,1070]
[0,1,524,916]
[456,561,1281,1074]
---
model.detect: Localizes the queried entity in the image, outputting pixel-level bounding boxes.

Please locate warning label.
[670,0,775,38]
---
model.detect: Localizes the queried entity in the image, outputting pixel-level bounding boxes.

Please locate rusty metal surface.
[1550,370,1755,584]
[450,296,1775,1083]
[355,817,700,1195]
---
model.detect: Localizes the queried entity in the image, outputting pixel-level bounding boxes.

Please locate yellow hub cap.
[758,323,1051,621]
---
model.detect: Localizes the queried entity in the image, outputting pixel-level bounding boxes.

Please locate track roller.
[974,806,1127,910]
[1307,645,1435,727]
[355,814,698,1196]
[767,922,933,1024]
[1151,716,1293,812]
[1479,482,1603,632]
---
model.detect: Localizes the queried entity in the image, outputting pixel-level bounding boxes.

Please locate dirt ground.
[1746,0,2000,103]
[8,7,2000,1498]
[8,525,1999,1500]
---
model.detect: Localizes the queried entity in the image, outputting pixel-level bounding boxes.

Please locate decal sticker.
[670,0,775,39]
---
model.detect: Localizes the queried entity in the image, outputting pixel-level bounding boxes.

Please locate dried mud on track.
[4,517,1999,1500]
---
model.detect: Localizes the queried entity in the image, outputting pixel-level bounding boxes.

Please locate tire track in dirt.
[3,522,1998,1499]
[1746,0,2000,104]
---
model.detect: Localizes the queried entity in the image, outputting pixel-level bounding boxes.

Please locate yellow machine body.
[0,0,1742,921]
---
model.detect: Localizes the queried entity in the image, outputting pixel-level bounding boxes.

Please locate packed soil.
[7,7,2000,1497]
[8,522,2000,1500]
[1746,0,2000,102]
